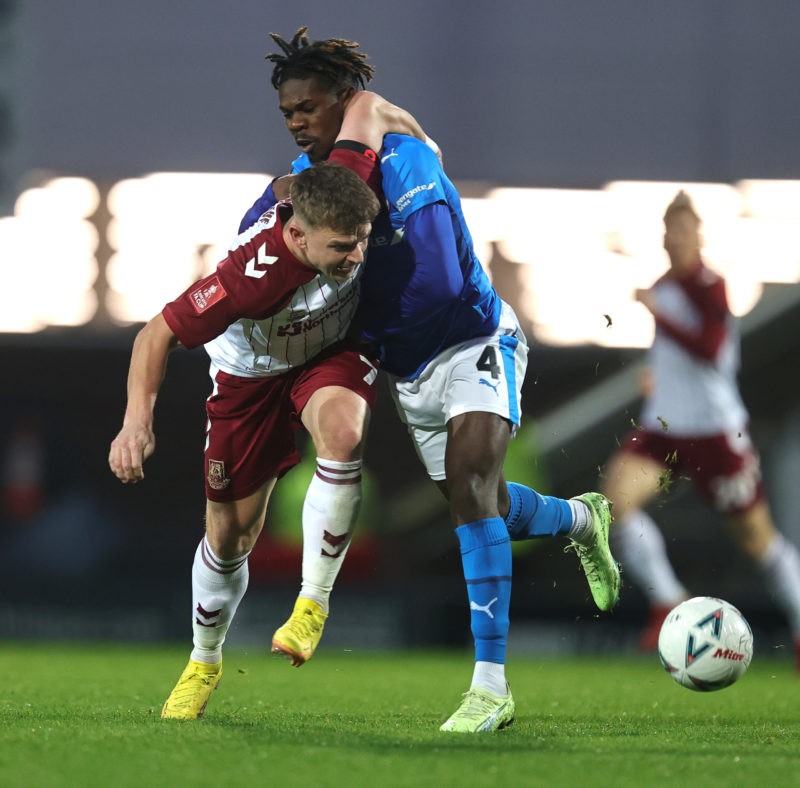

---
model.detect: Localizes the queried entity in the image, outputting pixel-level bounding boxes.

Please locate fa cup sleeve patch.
[190,277,227,313]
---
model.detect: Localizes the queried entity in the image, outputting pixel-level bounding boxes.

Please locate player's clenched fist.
[109,423,156,483]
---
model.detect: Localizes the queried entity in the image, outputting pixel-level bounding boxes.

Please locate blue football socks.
[455,517,512,664]
[505,481,572,540]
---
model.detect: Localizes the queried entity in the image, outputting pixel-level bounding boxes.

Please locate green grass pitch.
[0,643,798,787]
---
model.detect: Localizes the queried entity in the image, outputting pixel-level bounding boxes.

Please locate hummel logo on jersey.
[245,244,278,279]
[470,597,498,619]
[381,148,399,163]
[479,378,500,395]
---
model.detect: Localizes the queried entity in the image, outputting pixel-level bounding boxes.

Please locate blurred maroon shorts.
[203,345,377,502]
[619,427,764,515]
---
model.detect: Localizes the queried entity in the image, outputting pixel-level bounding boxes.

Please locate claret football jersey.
[163,201,361,377]
[641,265,748,435]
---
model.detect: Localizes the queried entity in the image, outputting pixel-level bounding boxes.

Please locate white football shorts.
[387,301,528,480]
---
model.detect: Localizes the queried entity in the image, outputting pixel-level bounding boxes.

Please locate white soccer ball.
[657,596,753,691]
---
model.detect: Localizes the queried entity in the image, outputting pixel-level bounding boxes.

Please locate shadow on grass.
[197,709,800,757]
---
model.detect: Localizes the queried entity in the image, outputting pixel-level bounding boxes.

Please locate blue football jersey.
[356,133,500,378]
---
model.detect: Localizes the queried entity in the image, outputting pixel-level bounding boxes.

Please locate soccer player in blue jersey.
[249,29,620,733]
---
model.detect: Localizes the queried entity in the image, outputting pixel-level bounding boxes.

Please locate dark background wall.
[10,1,800,191]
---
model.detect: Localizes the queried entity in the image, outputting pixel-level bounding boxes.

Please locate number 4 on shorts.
[476,346,500,379]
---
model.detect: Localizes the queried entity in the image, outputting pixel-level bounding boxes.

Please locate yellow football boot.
[440,685,516,733]
[271,598,328,667]
[161,659,222,719]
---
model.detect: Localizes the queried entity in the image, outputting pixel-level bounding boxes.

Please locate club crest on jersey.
[190,277,227,314]
[207,459,231,491]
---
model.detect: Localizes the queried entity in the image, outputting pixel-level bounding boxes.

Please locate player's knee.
[313,422,365,461]
[448,470,497,518]
[205,512,261,558]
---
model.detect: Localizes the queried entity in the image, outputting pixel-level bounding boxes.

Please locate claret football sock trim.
[191,537,249,664]
[200,536,248,575]
[315,458,362,485]
[299,458,362,611]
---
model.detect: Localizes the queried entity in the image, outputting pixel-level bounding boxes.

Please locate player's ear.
[288,223,307,249]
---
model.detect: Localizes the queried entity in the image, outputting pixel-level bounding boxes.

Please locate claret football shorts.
[203,344,378,502]
[619,427,765,515]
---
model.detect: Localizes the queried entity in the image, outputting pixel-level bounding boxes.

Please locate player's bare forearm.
[108,313,179,483]
[125,313,177,425]
[338,91,426,151]
[271,175,293,201]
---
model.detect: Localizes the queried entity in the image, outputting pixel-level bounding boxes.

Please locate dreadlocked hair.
[266,26,375,92]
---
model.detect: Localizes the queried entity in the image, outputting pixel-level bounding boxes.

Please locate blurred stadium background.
[1,1,799,658]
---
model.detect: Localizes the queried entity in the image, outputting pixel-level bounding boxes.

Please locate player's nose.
[347,245,366,264]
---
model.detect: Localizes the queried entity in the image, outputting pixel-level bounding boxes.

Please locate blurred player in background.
[246,28,621,732]
[108,163,383,719]
[601,191,800,667]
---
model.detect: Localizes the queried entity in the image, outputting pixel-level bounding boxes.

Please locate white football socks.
[758,532,800,636]
[611,510,687,605]
[471,661,508,697]
[299,458,362,614]
[190,536,249,664]
[566,499,593,543]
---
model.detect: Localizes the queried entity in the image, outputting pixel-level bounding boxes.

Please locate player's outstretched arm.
[108,313,179,484]
[338,91,426,151]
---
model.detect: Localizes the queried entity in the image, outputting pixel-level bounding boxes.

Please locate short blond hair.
[290,163,380,231]
[664,190,700,224]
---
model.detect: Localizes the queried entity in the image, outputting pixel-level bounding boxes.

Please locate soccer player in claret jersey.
[600,191,800,667]
[108,163,383,719]
[243,28,621,732]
